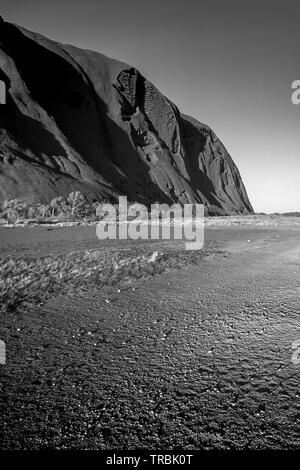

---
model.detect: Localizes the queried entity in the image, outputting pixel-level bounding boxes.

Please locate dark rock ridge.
[0,17,253,214]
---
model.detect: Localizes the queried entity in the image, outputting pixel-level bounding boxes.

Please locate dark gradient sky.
[2,0,299,212]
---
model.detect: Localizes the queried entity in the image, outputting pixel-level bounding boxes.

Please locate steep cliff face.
[0,17,253,214]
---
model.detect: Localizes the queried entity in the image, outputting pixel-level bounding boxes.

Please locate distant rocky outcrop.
[0,17,253,214]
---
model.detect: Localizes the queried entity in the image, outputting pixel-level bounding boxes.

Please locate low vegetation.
[0,192,190,225]
[0,191,103,224]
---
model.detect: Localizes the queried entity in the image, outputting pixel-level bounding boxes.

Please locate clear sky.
[1,0,299,212]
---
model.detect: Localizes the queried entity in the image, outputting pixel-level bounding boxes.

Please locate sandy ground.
[0,219,300,449]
